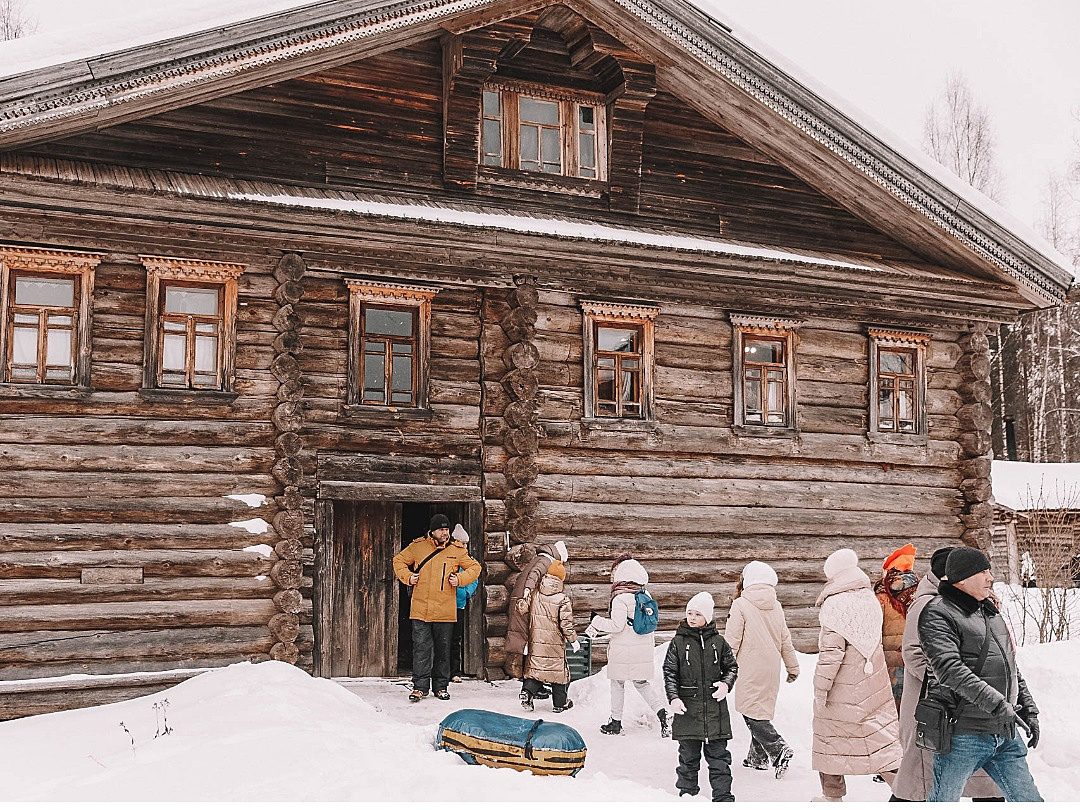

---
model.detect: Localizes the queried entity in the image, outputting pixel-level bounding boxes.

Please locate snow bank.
[228,518,269,535]
[0,640,1074,801]
[225,493,267,508]
[992,460,1080,511]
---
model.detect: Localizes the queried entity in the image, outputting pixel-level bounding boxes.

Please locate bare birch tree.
[923,72,1004,201]
[0,0,36,41]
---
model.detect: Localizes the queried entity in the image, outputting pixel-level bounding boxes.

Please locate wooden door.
[319,500,402,677]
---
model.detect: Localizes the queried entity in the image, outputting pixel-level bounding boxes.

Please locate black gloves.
[1018,710,1040,749]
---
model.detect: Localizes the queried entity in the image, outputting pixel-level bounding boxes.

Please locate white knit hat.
[824,548,860,580]
[686,591,715,622]
[553,540,569,562]
[451,524,469,544]
[613,558,648,586]
[741,560,778,589]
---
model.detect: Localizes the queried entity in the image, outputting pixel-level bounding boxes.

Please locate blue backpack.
[628,589,659,634]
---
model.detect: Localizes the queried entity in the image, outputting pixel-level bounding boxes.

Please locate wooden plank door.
[327,500,401,677]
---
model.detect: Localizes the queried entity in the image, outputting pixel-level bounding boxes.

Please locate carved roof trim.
[0,244,103,273]
[140,255,245,282]
[868,327,932,347]
[580,298,660,320]
[346,279,439,304]
[730,313,804,332]
[485,79,608,105]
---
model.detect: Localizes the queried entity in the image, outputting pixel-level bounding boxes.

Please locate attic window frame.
[480,81,608,183]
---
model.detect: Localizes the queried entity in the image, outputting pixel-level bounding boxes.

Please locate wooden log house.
[0,0,1072,718]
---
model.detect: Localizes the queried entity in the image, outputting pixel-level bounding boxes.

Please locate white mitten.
[712,682,729,701]
[669,698,688,715]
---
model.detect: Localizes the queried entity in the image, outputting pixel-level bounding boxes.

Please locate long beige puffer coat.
[523,574,578,685]
[891,573,1001,801]
[812,567,903,776]
[725,583,800,721]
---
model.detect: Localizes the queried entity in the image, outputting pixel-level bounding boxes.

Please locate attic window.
[481,84,606,181]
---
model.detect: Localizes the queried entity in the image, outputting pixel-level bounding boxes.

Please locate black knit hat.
[930,546,956,579]
[943,546,991,584]
[429,513,450,531]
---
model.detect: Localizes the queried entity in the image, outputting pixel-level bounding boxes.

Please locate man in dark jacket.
[918,547,1042,802]
[663,591,739,802]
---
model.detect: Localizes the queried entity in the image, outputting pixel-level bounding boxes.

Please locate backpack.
[628,589,659,634]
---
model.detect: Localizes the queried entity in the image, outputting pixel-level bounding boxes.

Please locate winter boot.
[552,700,574,713]
[657,708,672,738]
[600,718,623,735]
[434,689,450,700]
[408,689,425,703]
[773,746,794,779]
[520,691,534,712]
[742,755,769,770]
[535,684,552,699]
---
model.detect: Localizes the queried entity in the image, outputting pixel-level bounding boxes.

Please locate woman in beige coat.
[812,549,902,801]
[521,560,578,713]
[891,547,1001,802]
[725,561,800,778]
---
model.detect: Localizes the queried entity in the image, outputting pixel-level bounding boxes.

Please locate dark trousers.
[523,678,568,708]
[411,619,454,693]
[744,716,787,763]
[676,739,734,802]
[453,607,466,677]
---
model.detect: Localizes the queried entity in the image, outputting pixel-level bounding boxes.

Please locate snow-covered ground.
[0,641,1075,802]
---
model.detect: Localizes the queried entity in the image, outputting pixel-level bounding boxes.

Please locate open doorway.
[397,502,484,678]
[314,497,484,679]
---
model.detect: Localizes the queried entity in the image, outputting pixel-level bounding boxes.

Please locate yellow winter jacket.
[392,535,481,623]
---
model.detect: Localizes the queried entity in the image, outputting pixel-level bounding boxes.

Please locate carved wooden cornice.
[730,313,804,334]
[580,298,659,320]
[140,255,245,282]
[486,79,607,105]
[346,279,439,305]
[0,245,103,273]
[868,327,932,347]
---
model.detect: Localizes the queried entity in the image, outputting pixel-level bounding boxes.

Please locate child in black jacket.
[663,591,739,802]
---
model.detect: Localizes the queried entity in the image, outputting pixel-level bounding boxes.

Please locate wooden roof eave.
[0,0,1071,307]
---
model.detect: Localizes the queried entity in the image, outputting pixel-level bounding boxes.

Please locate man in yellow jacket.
[392,514,481,703]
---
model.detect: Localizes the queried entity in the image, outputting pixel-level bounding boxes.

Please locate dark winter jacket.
[918,583,1038,736]
[662,620,738,742]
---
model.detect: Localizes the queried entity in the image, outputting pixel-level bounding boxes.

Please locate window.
[141,257,244,393]
[869,328,929,437]
[0,246,100,388]
[347,281,436,410]
[581,300,657,420]
[481,84,607,181]
[731,314,801,431]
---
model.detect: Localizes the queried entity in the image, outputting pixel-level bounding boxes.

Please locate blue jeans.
[929,732,1042,802]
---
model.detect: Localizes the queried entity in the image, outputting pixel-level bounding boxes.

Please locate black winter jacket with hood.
[662,620,739,741]
[918,583,1038,735]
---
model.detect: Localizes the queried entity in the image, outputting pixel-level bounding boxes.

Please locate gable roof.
[0,0,1073,307]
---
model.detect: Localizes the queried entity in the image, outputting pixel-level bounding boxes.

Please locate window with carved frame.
[141,257,244,394]
[869,328,929,437]
[731,314,801,431]
[581,300,657,420]
[0,246,100,389]
[347,280,436,410]
[481,82,607,181]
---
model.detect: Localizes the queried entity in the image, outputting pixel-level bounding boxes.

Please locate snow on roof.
[993,460,1080,511]
[228,190,876,270]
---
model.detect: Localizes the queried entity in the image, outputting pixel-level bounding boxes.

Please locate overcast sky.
[14,0,1080,232]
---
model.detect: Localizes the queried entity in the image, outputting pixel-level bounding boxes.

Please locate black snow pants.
[676,738,734,802]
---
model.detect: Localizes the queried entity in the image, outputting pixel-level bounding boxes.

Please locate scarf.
[874,568,919,617]
[819,567,883,675]
[611,581,641,603]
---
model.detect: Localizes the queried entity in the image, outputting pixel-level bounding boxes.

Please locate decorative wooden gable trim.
[344,280,439,304]
[0,246,103,273]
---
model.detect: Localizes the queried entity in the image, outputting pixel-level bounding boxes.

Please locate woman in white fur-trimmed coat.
[812,548,902,802]
[584,557,669,738]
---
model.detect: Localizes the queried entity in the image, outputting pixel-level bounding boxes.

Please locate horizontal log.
[316,481,482,501]
[0,626,274,664]
[0,599,278,632]
[0,576,276,605]
[0,497,274,524]
[0,522,279,552]
[0,550,273,579]
[0,443,274,473]
[0,471,271,498]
